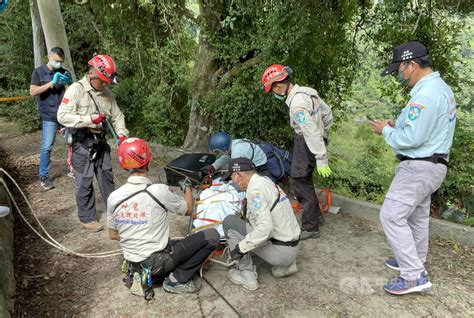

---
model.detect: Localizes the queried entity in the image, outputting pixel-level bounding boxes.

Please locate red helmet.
[261,64,293,93]
[118,138,152,170]
[88,54,117,84]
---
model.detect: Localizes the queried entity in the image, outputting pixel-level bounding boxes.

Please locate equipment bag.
[255,142,292,181]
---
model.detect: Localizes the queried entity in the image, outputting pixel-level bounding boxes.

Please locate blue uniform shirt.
[382,72,456,159]
[212,139,268,170]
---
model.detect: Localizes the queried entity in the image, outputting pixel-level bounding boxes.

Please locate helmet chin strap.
[284,83,290,96]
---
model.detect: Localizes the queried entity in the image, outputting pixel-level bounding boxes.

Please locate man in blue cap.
[371,41,456,295]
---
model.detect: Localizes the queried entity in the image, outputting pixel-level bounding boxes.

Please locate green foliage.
[0,0,33,91]
[0,89,39,133]
[437,112,474,217]
[201,0,369,144]
[316,124,396,203]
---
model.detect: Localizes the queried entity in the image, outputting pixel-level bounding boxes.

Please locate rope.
[164,165,202,184]
[0,96,33,102]
[201,276,241,318]
[0,168,122,258]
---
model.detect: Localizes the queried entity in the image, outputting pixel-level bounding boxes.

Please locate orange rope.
[318,188,332,214]
[0,96,33,102]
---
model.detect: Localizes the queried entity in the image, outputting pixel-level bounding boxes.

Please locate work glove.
[317,166,332,178]
[61,72,73,85]
[91,113,106,125]
[51,72,63,86]
[229,244,245,262]
[118,135,126,144]
[178,177,193,192]
[201,165,215,176]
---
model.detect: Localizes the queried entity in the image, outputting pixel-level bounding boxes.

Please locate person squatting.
[57,39,456,297]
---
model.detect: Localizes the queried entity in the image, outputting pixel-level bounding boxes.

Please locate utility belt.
[69,128,108,161]
[269,237,300,247]
[396,153,448,167]
[128,242,174,276]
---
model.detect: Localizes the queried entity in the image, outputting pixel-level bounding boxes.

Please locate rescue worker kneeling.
[222,157,301,290]
[107,138,220,295]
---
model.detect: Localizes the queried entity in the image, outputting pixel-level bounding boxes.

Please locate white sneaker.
[228,268,259,290]
[271,261,298,278]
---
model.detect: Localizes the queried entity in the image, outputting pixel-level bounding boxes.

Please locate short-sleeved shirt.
[107,176,187,262]
[212,139,267,170]
[238,174,301,253]
[382,72,456,158]
[57,76,128,136]
[30,64,68,122]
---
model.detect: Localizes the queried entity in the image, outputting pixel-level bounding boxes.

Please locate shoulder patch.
[407,104,424,121]
[294,111,307,125]
[249,191,263,209]
[61,97,69,104]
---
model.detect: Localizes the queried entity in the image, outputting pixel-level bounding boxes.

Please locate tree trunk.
[181,32,218,152]
[29,0,46,68]
[36,0,75,79]
[181,0,221,152]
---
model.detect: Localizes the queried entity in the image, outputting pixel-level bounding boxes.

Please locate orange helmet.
[261,64,293,93]
[88,54,117,84]
[118,138,152,170]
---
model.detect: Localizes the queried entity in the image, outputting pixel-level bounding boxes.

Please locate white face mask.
[50,60,63,70]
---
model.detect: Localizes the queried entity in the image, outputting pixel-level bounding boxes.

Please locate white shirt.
[107,176,187,262]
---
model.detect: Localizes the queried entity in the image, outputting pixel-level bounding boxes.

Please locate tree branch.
[216,55,262,89]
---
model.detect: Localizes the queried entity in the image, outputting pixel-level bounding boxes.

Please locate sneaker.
[81,221,104,232]
[67,171,75,179]
[383,272,432,295]
[300,230,320,240]
[271,261,298,278]
[227,268,259,290]
[384,257,400,271]
[40,176,54,190]
[163,277,201,295]
[384,258,427,272]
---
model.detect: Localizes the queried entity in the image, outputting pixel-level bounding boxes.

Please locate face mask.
[272,92,286,101]
[396,63,413,87]
[50,61,63,70]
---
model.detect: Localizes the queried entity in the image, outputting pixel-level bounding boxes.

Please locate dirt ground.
[1,119,473,318]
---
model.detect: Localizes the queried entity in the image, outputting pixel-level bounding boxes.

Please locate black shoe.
[40,176,54,190]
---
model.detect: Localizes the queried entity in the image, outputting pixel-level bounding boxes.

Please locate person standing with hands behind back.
[30,47,73,190]
[371,41,456,295]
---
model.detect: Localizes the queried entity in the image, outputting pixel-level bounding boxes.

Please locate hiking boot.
[271,261,298,278]
[81,221,104,232]
[383,272,432,295]
[300,230,320,240]
[384,257,427,272]
[227,268,259,291]
[163,277,201,295]
[40,176,54,190]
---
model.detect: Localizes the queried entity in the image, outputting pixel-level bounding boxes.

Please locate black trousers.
[72,139,114,223]
[139,228,220,284]
[290,134,322,231]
